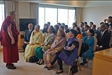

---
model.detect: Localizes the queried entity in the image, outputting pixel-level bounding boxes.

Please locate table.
[92,48,112,75]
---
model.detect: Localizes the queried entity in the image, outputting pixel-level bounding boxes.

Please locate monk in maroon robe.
[0,11,19,69]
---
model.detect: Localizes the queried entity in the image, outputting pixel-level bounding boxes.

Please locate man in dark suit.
[96,24,110,51]
[22,23,33,51]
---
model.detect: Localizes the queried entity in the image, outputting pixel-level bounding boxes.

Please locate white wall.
[19,2,31,18]
[82,5,112,27]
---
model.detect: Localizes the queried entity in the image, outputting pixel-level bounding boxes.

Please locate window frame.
[38,4,76,28]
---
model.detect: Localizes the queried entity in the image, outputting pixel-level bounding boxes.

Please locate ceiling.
[14,0,112,7]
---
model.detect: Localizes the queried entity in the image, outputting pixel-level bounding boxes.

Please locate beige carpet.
[0,52,92,75]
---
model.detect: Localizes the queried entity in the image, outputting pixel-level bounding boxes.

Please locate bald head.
[9,11,16,20]
[28,23,33,30]
[10,11,15,16]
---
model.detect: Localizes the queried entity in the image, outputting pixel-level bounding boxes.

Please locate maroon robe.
[1,16,19,63]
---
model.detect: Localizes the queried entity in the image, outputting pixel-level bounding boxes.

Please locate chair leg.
[77,61,81,71]
[68,66,72,75]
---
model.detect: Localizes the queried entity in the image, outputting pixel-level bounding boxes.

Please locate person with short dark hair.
[57,23,61,26]
[62,23,65,27]
[59,25,64,30]
[47,22,51,27]
[84,22,88,25]
[105,23,109,29]
[82,25,90,37]
[80,29,94,65]
[80,22,85,33]
[22,23,33,51]
[96,24,110,51]
[90,22,94,29]
[72,22,77,29]
[92,24,97,33]
[64,25,69,33]
[24,25,44,62]
[0,11,19,69]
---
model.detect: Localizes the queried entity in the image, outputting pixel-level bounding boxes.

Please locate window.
[0,4,4,30]
[58,9,68,25]
[68,9,75,28]
[45,8,57,25]
[39,6,76,29]
[39,7,45,29]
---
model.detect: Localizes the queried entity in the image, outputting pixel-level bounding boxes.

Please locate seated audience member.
[89,22,94,29]
[35,26,55,65]
[72,22,77,29]
[107,16,112,26]
[54,25,59,34]
[82,25,90,37]
[100,22,104,25]
[92,24,97,33]
[74,27,82,39]
[59,25,64,30]
[84,22,88,26]
[80,22,85,33]
[80,29,94,65]
[24,25,43,62]
[64,25,69,33]
[47,22,51,27]
[42,23,48,33]
[96,24,111,51]
[22,23,33,51]
[45,29,78,74]
[57,23,61,26]
[62,23,65,27]
[44,29,66,65]
[105,23,109,29]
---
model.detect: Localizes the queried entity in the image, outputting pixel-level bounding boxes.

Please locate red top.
[1,16,19,47]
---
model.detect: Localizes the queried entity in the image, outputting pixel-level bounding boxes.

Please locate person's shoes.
[44,65,48,69]
[36,62,40,64]
[7,64,16,70]
[47,66,53,70]
[55,71,63,74]
[80,62,87,65]
[38,61,44,65]
[6,64,14,67]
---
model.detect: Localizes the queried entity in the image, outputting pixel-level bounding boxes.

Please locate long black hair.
[49,26,55,34]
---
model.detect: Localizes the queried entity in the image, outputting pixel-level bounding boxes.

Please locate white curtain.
[5,1,19,31]
[76,7,82,26]
[30,3,39,24]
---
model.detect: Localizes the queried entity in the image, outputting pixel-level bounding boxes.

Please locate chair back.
[94,37,97,52]
[77,39,82,57]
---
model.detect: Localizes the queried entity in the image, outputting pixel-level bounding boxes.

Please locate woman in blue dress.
[80,29,94,65]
